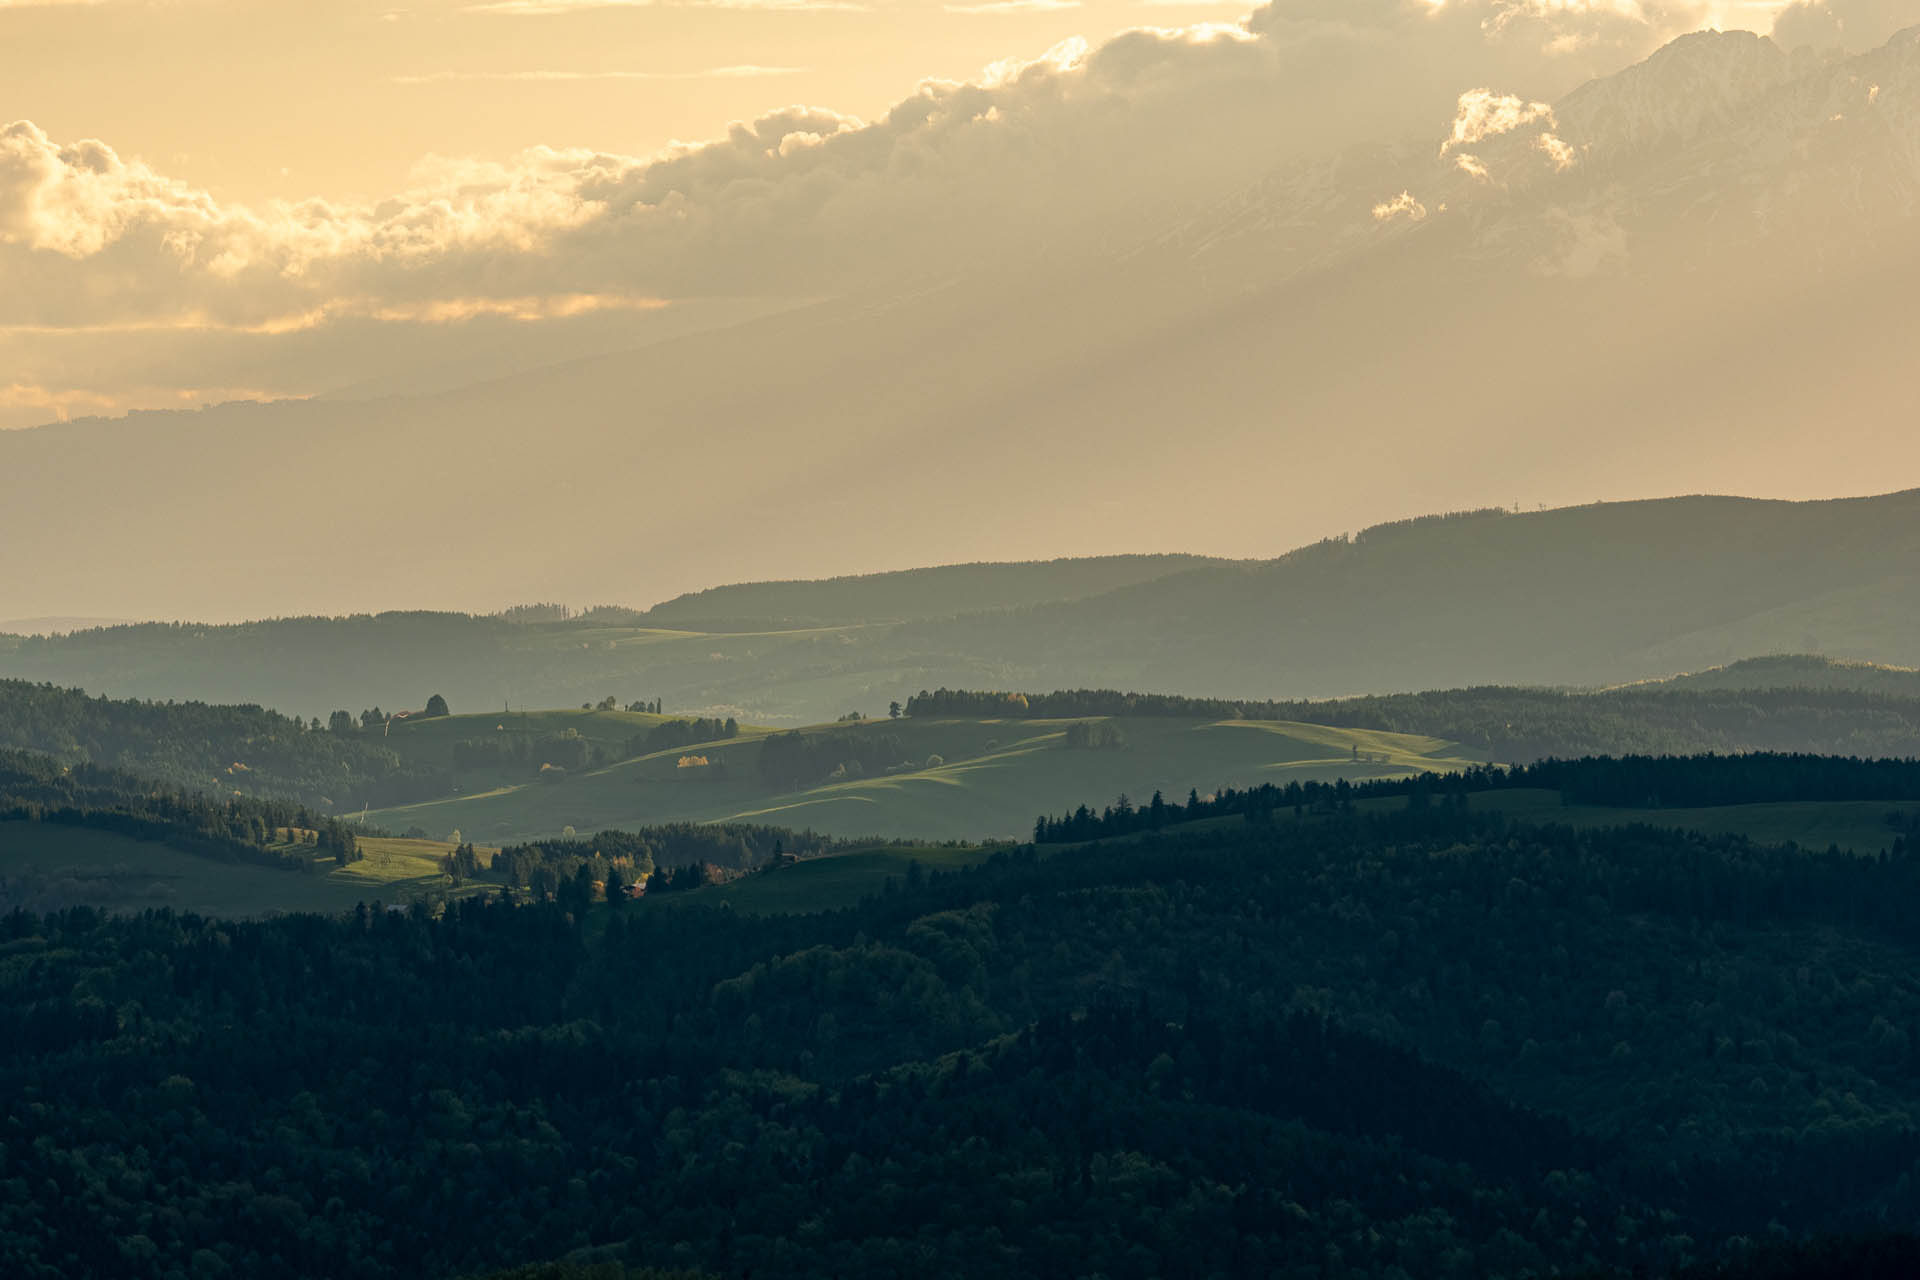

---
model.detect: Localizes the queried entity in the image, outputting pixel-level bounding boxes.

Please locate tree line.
[906,684,1920,761]
[488,821,848,900]
[0,679,446,812]
[1032,753,1920,844]
[626,717,739,757]
[0,747,359,873]
[756,729,921,789]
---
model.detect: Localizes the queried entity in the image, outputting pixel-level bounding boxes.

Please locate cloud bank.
[1,0,1744,424]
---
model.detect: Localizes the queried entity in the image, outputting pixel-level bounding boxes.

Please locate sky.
[0,1,1799,204]
[2,0,1916,620]
[0,0,1852,430]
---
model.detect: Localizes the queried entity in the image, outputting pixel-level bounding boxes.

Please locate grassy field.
[367,713,1489,845]
[0,822,497,918]
[320,834,504,903]
[9,785,1916,922]
[386,707,694,757]
[372,707,775,822]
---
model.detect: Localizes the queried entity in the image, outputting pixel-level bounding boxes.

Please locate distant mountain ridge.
[897,490,1920,700]
[637,554,1229,629]
[1552,29,1803,162]
[1630,654,1920,697]
[2,491,1915,721]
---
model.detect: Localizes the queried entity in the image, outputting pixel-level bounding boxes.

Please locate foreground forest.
[11,781,1920,1276]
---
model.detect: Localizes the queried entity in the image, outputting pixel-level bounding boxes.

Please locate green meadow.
[388,707,691,755]
[0,822,498,918]
[368,711,1489,845]
[12,707,1914,922]
[7,786,1914,922]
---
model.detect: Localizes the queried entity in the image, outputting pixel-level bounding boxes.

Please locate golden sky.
[0,0,1870,430]
[5,0,1258,206]
[3,0,1915,619]
[7,0,1788,206]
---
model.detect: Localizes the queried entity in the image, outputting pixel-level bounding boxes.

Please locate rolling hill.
[0,555,1227,724]
[366,712,1485,845]
[0,824,498,918]
[889,491,1920,700]
[634,554,1228,630]
[23,667,1920,854]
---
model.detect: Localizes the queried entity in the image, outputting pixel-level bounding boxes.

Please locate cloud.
[0,380,279,425]
[1,0,1730,422]
[1432,82,1587,184]
[1537,130,1578,168]
[1441,87,1557,153]
[1772,0,1917,50]
[1371,189,1429,220]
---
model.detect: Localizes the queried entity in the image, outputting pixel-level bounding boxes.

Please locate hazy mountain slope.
[1637,654,1920,696]
[0,556,1220,721]
[5,491,1916,722]
[2,31,1917,621]
[0,618,133,636]
[897,491,1920,698]
[637,554,1227,629]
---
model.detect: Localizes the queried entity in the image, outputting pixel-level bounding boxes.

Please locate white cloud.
[1431,82,1589,184]
[1536,130,1578,168]
[1371,189,1429,219]
[1442,87,1557,153]
[1,0,1737,420]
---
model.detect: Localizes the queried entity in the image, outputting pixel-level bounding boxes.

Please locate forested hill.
[0,747,360,874]
[0,679,446,811]
[895,491,1920,698]
[0,613,543,724]
[0,608,986,724]
[4,494,1915,724]
[1639,654,1920,698]
[634,554,1227,630]
[906,682,1920,762]
[15,801,1920,1276]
